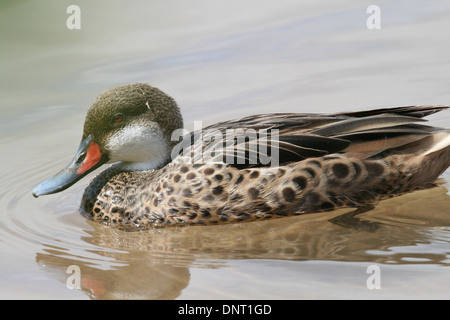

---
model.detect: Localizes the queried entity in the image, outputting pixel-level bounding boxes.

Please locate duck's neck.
[105,122,173,172]
[107,124,175,171]
[116,154,171,172]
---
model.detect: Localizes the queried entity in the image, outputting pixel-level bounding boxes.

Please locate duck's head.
[32,83,183,197]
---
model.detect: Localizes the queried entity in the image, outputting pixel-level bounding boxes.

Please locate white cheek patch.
[106,122,170,170]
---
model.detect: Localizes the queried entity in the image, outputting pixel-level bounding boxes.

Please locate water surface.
[1,0,450,299]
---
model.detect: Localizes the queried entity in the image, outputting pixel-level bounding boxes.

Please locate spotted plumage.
[33,83,450,230]
[78,150,436,230]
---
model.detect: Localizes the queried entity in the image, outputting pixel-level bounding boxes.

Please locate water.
[1,0,450,299]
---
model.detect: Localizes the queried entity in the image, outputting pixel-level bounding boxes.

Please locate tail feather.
[336,105,450,119]
[407,144,450,187]
[422,131,450,156]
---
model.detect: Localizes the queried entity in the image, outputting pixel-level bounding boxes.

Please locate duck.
[32,83,450,230]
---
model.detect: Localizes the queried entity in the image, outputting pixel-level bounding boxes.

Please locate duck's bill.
[32,135,108,197]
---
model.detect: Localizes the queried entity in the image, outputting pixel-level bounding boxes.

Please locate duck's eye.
[113,113,124,124]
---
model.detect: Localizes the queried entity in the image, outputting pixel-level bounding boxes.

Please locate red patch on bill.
[77,142,102,174]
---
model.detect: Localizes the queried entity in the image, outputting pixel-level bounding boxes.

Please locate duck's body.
[33,84,450,230]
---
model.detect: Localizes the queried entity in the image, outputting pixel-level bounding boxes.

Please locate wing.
[173,105,449,168]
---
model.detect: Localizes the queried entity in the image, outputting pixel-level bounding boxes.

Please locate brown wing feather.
[175,105,449,168]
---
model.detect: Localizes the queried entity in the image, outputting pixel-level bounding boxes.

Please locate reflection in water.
[35,186,450,299]
[36,246,190,299]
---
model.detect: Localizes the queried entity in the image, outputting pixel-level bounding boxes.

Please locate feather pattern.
[174,105,448,167]
[32,82,450,230]
[80,102,450,229]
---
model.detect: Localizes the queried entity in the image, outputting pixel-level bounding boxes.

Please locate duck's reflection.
[36,186,450,299]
